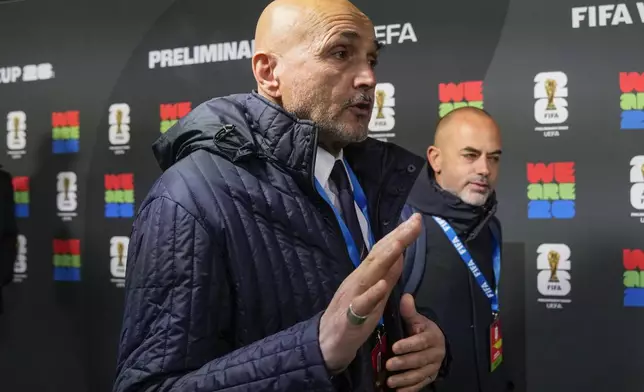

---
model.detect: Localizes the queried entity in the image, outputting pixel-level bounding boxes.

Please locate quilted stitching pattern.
[112,93,423,392]
[113,164,340,391]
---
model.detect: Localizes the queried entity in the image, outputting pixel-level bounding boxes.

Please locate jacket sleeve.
[113,196,334,392]
[0,171,17,287]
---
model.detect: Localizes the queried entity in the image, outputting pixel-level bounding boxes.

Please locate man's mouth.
[469,182,489,191]
[348,102,372,116]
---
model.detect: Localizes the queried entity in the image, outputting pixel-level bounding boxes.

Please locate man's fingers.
[358,214,422,285]
[386,363,436,390]
[399,293,419,323]
[392,212,422,246]
[382,254,404,286]
[391,331,433,355]
[365,213,421,260]
[349,279,388,321]
[386,347,444,372]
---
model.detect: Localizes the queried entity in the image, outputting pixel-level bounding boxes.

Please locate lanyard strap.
[432,216,501,314]
[315,158,376,267]
[315,158,381,325]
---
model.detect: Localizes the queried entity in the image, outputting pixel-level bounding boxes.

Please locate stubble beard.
[440,178,491,207]
[457,181,493,206]
[287,92,369,148]
[459,190,489,207]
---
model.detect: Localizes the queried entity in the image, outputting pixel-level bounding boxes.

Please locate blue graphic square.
[53,140,66,154]
[119,203,134,217]
[65,140,79,153]
[528,200,575,219]
[624,288,644,307]
[53,140,80,154]
[105,203,120,218]
[621,110,644,130]
[106,203,134,218]
[15,204,29,218]
[54,267,81,282]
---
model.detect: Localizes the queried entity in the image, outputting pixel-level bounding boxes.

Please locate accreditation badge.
[490,316,503,372]
[371,329,388,391]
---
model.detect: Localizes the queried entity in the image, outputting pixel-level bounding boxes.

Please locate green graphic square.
[122,190,134,203]
[105,190,125,203]
[624,271,642,288]
[14,191,29,204]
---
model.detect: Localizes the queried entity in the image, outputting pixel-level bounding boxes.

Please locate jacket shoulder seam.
[141,194,209,234]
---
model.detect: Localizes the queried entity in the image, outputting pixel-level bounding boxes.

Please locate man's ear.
[427,146,441,174]
[252,51,281,98]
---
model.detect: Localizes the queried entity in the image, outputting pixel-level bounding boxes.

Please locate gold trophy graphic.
[641,163,644,178]
[117,241,125,268]
[115,109,123,134]
[13,115,20,141]
[375,89,385,119]
[63,177,70,201]
[547,250,560,283]
[544,78,557,111]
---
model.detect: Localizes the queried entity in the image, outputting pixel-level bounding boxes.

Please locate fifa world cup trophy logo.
[63,177,70,201]
[375,89,385,119]
[115,109,123,134]
[545,79,557,111]
[548,250,560,283]
[641,163,644,178]
[117,241,125,267]
[13,115,20,141]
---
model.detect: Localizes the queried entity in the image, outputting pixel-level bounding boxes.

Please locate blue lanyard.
[315,158,376,268]
[315,158,380,325]
[432,216,501,315]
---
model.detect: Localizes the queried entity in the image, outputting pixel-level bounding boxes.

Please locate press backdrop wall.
[1,0,643,391]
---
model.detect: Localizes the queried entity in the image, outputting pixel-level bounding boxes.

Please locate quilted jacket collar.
[152,91,316,178]
[152,91,424,228]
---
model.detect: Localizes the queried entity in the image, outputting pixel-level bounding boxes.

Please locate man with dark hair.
[113,0,448,391]
[401,107,514,392]
[0,163,17,315]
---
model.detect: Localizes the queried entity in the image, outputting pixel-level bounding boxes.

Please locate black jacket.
[113,91,428,391]
[0,164,17,315]
[406,163,514,392]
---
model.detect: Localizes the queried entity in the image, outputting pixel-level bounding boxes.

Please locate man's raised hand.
[319,213,422,373]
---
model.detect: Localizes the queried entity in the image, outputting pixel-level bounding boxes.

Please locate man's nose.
[354,64,376,90]
[476,157,491,176]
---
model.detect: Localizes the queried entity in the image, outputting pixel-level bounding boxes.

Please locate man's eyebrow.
[321,31,383,58]
[339,31,360,40]
[461,146,503,155]
[461,146,481,154]
[336,31,384,51]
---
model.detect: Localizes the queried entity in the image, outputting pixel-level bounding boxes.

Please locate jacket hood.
[152,91,425,239]
[152,91,318,180]
[407,161,497,239]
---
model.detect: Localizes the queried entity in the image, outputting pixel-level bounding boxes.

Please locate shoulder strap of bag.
[489,216,502,249]
[400,204,427,295]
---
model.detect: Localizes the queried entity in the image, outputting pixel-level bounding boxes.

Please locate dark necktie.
[330,160,368,261]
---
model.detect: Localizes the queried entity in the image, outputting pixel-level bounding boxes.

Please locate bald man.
[113,1,447,391]
[400,107,514,392]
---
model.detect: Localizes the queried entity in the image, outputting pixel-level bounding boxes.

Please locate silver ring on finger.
[346,303,369,325]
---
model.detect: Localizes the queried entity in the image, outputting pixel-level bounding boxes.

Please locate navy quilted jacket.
[112,91,425,391]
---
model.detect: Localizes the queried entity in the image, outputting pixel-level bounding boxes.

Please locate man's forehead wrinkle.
[300,11,328,52]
